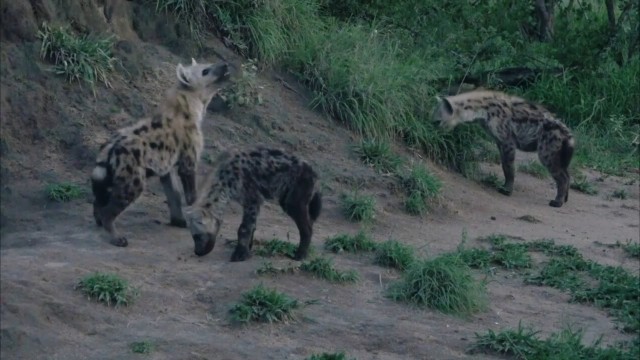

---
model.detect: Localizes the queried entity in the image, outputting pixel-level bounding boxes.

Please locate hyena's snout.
[193,233,216,256]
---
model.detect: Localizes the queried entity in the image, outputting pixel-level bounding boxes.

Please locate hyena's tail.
[309,191,322,222]
[561,137,575,169]
[91,162,113,207]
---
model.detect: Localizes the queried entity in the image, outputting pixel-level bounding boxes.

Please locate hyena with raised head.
[433,90,575,207]
[183,146,323,262]
[91,59,231,247]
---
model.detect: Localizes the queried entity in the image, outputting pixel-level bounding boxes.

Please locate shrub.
[76,272,137,307]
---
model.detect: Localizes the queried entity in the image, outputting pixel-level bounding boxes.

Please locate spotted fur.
[183,146,323,262]
[433,90,575,207]
[91,59,231,247]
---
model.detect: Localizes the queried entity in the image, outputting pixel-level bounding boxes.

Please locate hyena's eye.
[202,69,210,76]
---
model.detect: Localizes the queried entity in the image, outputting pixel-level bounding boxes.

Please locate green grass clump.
[570,173,598,195]
[387,254,487,315]
[38,23,116,89]
[400,164,441,215]
[470,322,639,360]
[325,231,377,253]
[620,240,640,259]
[457,248,494,269]
[130,341,154,354]
[354,139,402,173]
[301,257,359,283]
[306,352,354,360]
[76,272,137,307]
[374,240,415,271]
[255,261,300,276]
[45,182,85,202]
[611,189,628,200]
[219,59,263,108]
[457,235,531,270]
[230,284,299,324]
[341,191,376,222]
[518,160,548,179]
[255,238,298,258]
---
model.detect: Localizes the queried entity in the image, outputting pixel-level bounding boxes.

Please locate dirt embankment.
[1,1,639,360]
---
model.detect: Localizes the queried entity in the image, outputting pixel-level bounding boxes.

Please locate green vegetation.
[354,139,402,173]
[255,261,300,276]
[325,231,377,253]
[470,322,639,360]
[76,272,137,307]
[374,240,415,271]
[38,23,116,89]
[230,284,299,324]
[45,182,85,202]
[387,254,487,315]
[611,189,628,200]
[301,257,359,283]
[458,235,532,271]
[340,191,376,222]
[306,352,355,360]
[130,341,154,354]
[219,59,263,108]
[255,238,298,258]
[570,173,599,195]
[400,164,441,215]
[620,240,640,259]
[518,160,548,179]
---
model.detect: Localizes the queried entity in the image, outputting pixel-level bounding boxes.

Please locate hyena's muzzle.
[193,233,216,256]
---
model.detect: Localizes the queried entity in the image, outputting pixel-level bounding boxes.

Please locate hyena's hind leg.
[97,169,145,247]
[230,199,261,262]
[539,137,574,208]
[281,164,317,261]
[160,172,186,228]
[498,143,517,196]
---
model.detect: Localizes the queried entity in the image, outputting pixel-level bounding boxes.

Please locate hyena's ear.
[439,97,453,115]
[191,58,198,66]
[176,63,191,86]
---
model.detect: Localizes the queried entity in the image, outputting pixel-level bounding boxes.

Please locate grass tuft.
[325,231,377,253]
[219,59,263,108]
[341,191,376,222]
[570,173,598,195]
[76,272,137,307]
[388,254,487,315]
[354,139,402,173]
[301,257,359,283]
[611,189,628,200]
[518,160,548,179]
[38,23,116,89]
[374,240,415,271]
[620,240,640,259]
[45,182,85,202]
[130,341,154,354]
[400,164,441,215]
[305,352,355,360]
[255,238,298,258]
[230,284,299,324]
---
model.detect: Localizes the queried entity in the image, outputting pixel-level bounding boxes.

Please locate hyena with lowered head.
[91,59,231,247]
[433,90,575,207]
[183,146,323,262]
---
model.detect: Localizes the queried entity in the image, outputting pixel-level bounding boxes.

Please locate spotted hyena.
[91,59,231,247]
[183,146,323,262]
[433,90,575,207]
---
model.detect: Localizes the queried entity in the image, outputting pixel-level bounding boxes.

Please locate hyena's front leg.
[498,143,516,196]
[160,172,186,228]
[177,157,197,205]
[231,202,260,262]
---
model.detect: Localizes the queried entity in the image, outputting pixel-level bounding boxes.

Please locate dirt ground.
[1,1,639,359]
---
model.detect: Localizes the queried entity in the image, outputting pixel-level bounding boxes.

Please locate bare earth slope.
[1,2,639,360]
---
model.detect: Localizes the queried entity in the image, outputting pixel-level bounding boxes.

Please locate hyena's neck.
[196,181,228,221]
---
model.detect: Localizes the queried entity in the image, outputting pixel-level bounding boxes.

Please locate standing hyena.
[183,146,323,262]
[433,90,575,207]
[91,59,231,247]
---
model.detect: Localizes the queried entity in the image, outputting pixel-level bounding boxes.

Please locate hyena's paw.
[94,217,103,227]
[497,187,513,196]
[292,249,309,261]
[169,218,187,228]
[230,246,251,262]
[548,199,564,208]
[110,236,129,247]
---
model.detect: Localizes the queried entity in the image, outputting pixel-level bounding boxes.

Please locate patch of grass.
[341,191,376,222]
[38,23,116,89]
[153,0,210,44]
[45,182,85,202]
[219,59,263,108]
[620,240,640,259]
[255,261,300,276]
[130,341,154,354]
[301,257,359,283]
[400,164,441,215]
[480,172,505,192]
[76,272,137,307]
[457,235,531,271]
[387,254,487,315]
[570,173,598,195]
[457,248,494,269]
[255,238,298,258]
[518,160,548,179]
[229,284,299,324]
[469,322,639,359]
[611,189,628,200]
[516,215,542,223]
[354,138,402,173]
[374,240,416,271]
[325,231,377,253]
[306,352,354,360]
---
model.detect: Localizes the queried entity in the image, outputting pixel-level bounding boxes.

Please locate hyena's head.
[432,96,461,130]
[183,206,221,257]
[176,58,232,97]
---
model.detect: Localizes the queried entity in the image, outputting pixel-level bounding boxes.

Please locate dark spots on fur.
[173,133,179,144]
[543,122,561,131]
[133,125,148,135]
[133,178,141,187]
[268,149,284,157]
[150,142,158,149]
[183,112,190,120]
[114,147,129,156]
[249,151,261,158]
[132,149,141,162]
[125,165,133,174]
[151,114,163,129]
[463,105,473,110]
[528,103,538,111]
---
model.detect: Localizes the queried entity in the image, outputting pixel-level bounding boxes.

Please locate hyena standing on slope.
[433,90,575,207]
[183,146,323,262]
[91,59,231,247]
